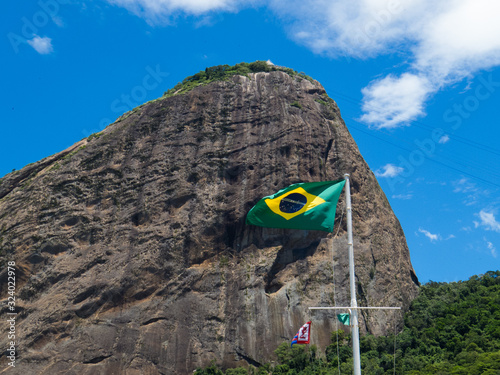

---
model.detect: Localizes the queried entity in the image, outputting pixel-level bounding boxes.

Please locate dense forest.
[196,271,500,374]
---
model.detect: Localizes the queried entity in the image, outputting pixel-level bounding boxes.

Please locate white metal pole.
[344,173,361,375]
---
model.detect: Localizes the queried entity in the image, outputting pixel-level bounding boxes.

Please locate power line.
[323,88,500,186]
[329,89,500,157]
[347,120,500,182]
[347,122,500,188]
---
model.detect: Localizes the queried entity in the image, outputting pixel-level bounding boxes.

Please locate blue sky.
[2,0,499,284]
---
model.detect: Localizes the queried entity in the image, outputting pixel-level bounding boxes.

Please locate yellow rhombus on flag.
[246,180,346,232]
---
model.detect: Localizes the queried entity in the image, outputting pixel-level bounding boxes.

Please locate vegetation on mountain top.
[163,61,315,97]
[195,271,500,374]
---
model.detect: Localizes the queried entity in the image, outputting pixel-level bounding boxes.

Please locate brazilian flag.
[246,180,346,232]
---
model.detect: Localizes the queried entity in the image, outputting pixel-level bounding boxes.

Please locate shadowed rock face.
[0,71,418,374]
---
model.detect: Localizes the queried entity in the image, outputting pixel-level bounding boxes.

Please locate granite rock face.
[0,71,419,374]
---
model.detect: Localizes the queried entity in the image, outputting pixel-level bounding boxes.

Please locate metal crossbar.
[309,306,401,310]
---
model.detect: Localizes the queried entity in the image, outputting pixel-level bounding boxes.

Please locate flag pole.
[344,173,362,375]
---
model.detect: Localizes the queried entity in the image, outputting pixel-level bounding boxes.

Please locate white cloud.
[392,193,412,200]
[438,135,450,144]
[486,240,497,258]
[52,16,65,27]
[452,177,489,206]
[359,73,432,128]
[107,0,241,21]
[478,209,500,232]
[27,35,53,55]
[415,0,500,80]
[269,0,500,128]
[418,227,440,242]
[360,0,500,128]
[269,0,424,58]
[106,0,500,128]
[453,177,476,193]
[375,163,404,178]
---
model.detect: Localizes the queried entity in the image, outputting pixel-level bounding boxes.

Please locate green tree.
[195,271,500,375]
[194,360,224,375]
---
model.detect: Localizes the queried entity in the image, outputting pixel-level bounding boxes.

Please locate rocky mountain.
[0,63,419,374]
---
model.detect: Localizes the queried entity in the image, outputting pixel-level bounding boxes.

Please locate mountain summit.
[0,63,419,374]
